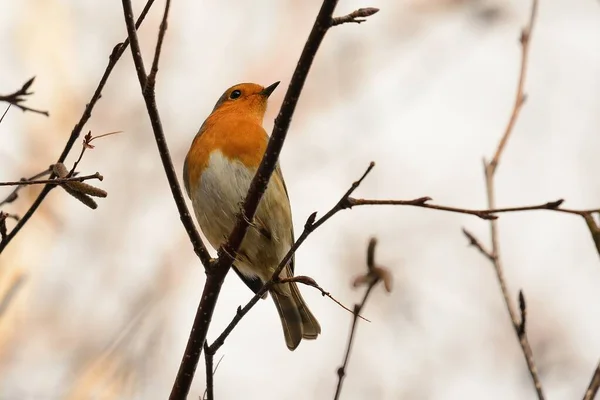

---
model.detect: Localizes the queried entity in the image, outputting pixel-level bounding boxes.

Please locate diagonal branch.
[121,0,209,266]
[207,162,375,355]
[583,361,600,400]
[0,0,156,254]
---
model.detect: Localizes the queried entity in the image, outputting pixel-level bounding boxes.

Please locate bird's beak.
[260,81,280,98]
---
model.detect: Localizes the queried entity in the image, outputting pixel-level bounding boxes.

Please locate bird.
[183,81,321,350]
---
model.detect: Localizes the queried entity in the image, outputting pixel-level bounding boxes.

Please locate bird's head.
[211,82,280,122]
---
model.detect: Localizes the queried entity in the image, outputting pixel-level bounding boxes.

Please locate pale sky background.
[1,0,600,399]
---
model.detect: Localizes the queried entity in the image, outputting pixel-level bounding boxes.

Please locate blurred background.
[1,0,600,399]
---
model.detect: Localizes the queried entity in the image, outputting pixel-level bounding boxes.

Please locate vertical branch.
[480,0,544,398]
[333,284,376,400]
[334,238,391,400]
[169,1,369,398]
[203,342,214,400]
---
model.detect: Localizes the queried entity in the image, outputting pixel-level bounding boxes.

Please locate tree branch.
[121,0,210,267]
[465,1,544,398]
[203,342,214,400]
[0,168,52,207]
[0,0,156,254]
[279,275,370,322]
[0,77,49,116]
[334,238,390,400]
[331,7,379,26]
[583,361,600,400]
[168,2,380,398]
[207,162,375,355]
[0,172,102,187]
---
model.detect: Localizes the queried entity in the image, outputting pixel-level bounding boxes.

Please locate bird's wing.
[231,265,267,297]
[274,163,296,275]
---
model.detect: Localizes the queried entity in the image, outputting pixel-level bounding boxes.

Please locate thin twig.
[207,162,375,354]
[0,77,49,116]
[334,238,385,400]
[350,197,600,220]
[69,130,122,177]
[0,0,156,254]
[120,0,210,267]
[203,342,214,400]
[466,1,544,398]
[147,0,170,88]
[487,0,538,173]
[462,228,495,262]
[0,168,52,207]
[331,7,379,26]
[0,104,11,123]
[0,172,102,187]
[279,276,370,322]
[583,361,600,400]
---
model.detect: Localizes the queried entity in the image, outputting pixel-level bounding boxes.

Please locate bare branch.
[147,0,171,88]
[331,7,379,26]
[0,0,156,254]
[0,77,49,116]
[465,0,544,398]
[487,0,538,173]
[0,168,52,207]
[0,104,10,123]
[203,342,214,400]
[0,172,103,187]
[462,228,495,262]
[120,0,210,267]
[279,276,370,322]
[206,162,375,356]
[583,361,600,400]
[334,238,389,400]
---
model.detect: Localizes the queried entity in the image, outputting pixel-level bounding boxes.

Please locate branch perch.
[0,0,156,254]
[207,162,375,356]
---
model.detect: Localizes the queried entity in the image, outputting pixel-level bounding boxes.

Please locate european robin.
[183,82,321,350]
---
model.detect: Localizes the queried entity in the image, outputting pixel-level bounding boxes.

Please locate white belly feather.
[191,151,292,282]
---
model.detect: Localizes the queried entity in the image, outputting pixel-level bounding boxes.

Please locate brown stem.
[331,7,379,26]
[0,168,52,207]
[0,0,156,254]
[120,0,211,267]
[203,342,214,400]
[333,238,381,400]
[0,172,102,187]
[583,361,600,400]
[0,77,49,116]
[466,1,544,398]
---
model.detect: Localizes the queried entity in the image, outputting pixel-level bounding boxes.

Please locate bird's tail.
[270,268,321,350]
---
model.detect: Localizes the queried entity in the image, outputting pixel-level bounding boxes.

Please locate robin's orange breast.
[184,113,268,193]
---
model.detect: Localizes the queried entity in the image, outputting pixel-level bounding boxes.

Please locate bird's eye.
[229,90,242,99]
